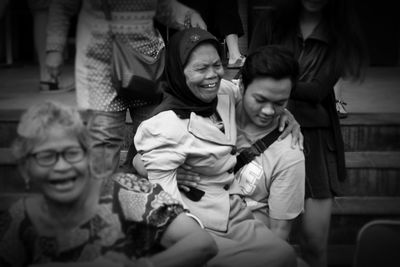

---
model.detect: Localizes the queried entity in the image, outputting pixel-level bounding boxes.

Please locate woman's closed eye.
[195,66,208,71]
[194,60,222,69]
[214,62,222,68]
[35,151,54,162]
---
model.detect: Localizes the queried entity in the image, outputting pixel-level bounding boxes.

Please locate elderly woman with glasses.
[0,101,217,267]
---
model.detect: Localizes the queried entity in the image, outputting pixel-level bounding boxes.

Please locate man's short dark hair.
[241,45,299,91]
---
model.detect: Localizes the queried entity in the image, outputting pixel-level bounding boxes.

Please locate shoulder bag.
[102,0,164,102]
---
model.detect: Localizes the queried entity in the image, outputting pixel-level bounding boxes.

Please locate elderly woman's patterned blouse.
[0,173,184,267]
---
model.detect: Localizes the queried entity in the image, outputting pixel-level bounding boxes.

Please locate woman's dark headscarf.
[152,28,222,119]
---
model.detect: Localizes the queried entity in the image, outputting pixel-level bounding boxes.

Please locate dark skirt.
[303,128,344,198]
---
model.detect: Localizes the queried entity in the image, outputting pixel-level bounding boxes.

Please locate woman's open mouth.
[48,177,77,191]
[201,82,218,89]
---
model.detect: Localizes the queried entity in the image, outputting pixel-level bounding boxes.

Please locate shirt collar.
[297,19,330,43]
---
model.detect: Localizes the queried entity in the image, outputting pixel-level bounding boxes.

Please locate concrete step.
[326,216,400,267]
[1,148,400,218]
[343,151,400,196]
[2,149,400,194]
[293,244,355,267]
[327,244,355,267]
[1,113,400,151]
[344,169,400,196]
[291,213,400,267]
[341,113,400,151]
[332,196,400,215]
[346,151,400,168]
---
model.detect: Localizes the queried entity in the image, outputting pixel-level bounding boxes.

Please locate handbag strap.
[101,0,114,36]
[233,128,281,173]
[101,0,112,21]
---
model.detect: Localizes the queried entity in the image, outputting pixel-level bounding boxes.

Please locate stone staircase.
[1,111,400,266]
[327,113,400,266]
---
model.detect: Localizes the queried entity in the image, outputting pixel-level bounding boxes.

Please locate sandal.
[39,78,74,93]
[336,99,348,119]
[227,55,246,69]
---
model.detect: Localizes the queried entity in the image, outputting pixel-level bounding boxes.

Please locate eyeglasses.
[29,147,86,167]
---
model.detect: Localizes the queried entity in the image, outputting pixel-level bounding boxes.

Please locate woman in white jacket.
[135,28,297,267]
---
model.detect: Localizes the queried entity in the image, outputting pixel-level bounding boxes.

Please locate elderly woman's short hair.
[12,101,90,162]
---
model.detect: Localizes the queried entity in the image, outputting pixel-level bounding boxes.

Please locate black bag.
[111,39,165,101]
[102,0,164,102]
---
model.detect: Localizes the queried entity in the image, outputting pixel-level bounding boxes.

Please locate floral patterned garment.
[0,173,184,267]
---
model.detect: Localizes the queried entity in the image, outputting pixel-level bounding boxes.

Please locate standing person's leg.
[299,198,332,267]
[225,33,244,66]
[29,0,74,92]
[334,78,348,118]
[86,110,126,180]
[212,0,245,68]
[123,103,159,172]
[32,9,48,83]
[29,1,52,86]
[298,128,339,267]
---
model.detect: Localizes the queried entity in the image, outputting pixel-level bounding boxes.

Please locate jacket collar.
[187,94,236,146]
[297,19,330,44]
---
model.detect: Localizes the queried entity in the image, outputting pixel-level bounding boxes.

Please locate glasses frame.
[29,147,86,167]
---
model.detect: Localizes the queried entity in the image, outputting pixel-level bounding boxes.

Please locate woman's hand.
[184,10,207,30]
[177,164,200,192]
[189,12,207,30]
[278,109,304,150]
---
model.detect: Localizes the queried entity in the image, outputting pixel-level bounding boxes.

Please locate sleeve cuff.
[46,42,65,53]
[185,212,204,229]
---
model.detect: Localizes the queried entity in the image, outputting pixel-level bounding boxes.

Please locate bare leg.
[334,78,348,117]
[226,34,243,65]
[299,198,332,267]
[334,78,343,100]
[32,9,52,83]
[32,4,74,92]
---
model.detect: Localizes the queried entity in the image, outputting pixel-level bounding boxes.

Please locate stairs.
[1,111,400,266]
[327,113,400,266]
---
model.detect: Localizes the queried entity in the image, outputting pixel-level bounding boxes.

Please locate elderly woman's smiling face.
[183,43,224,103]
[25,126,90,205]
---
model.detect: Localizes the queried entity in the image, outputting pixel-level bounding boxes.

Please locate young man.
[230,45,305,240]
